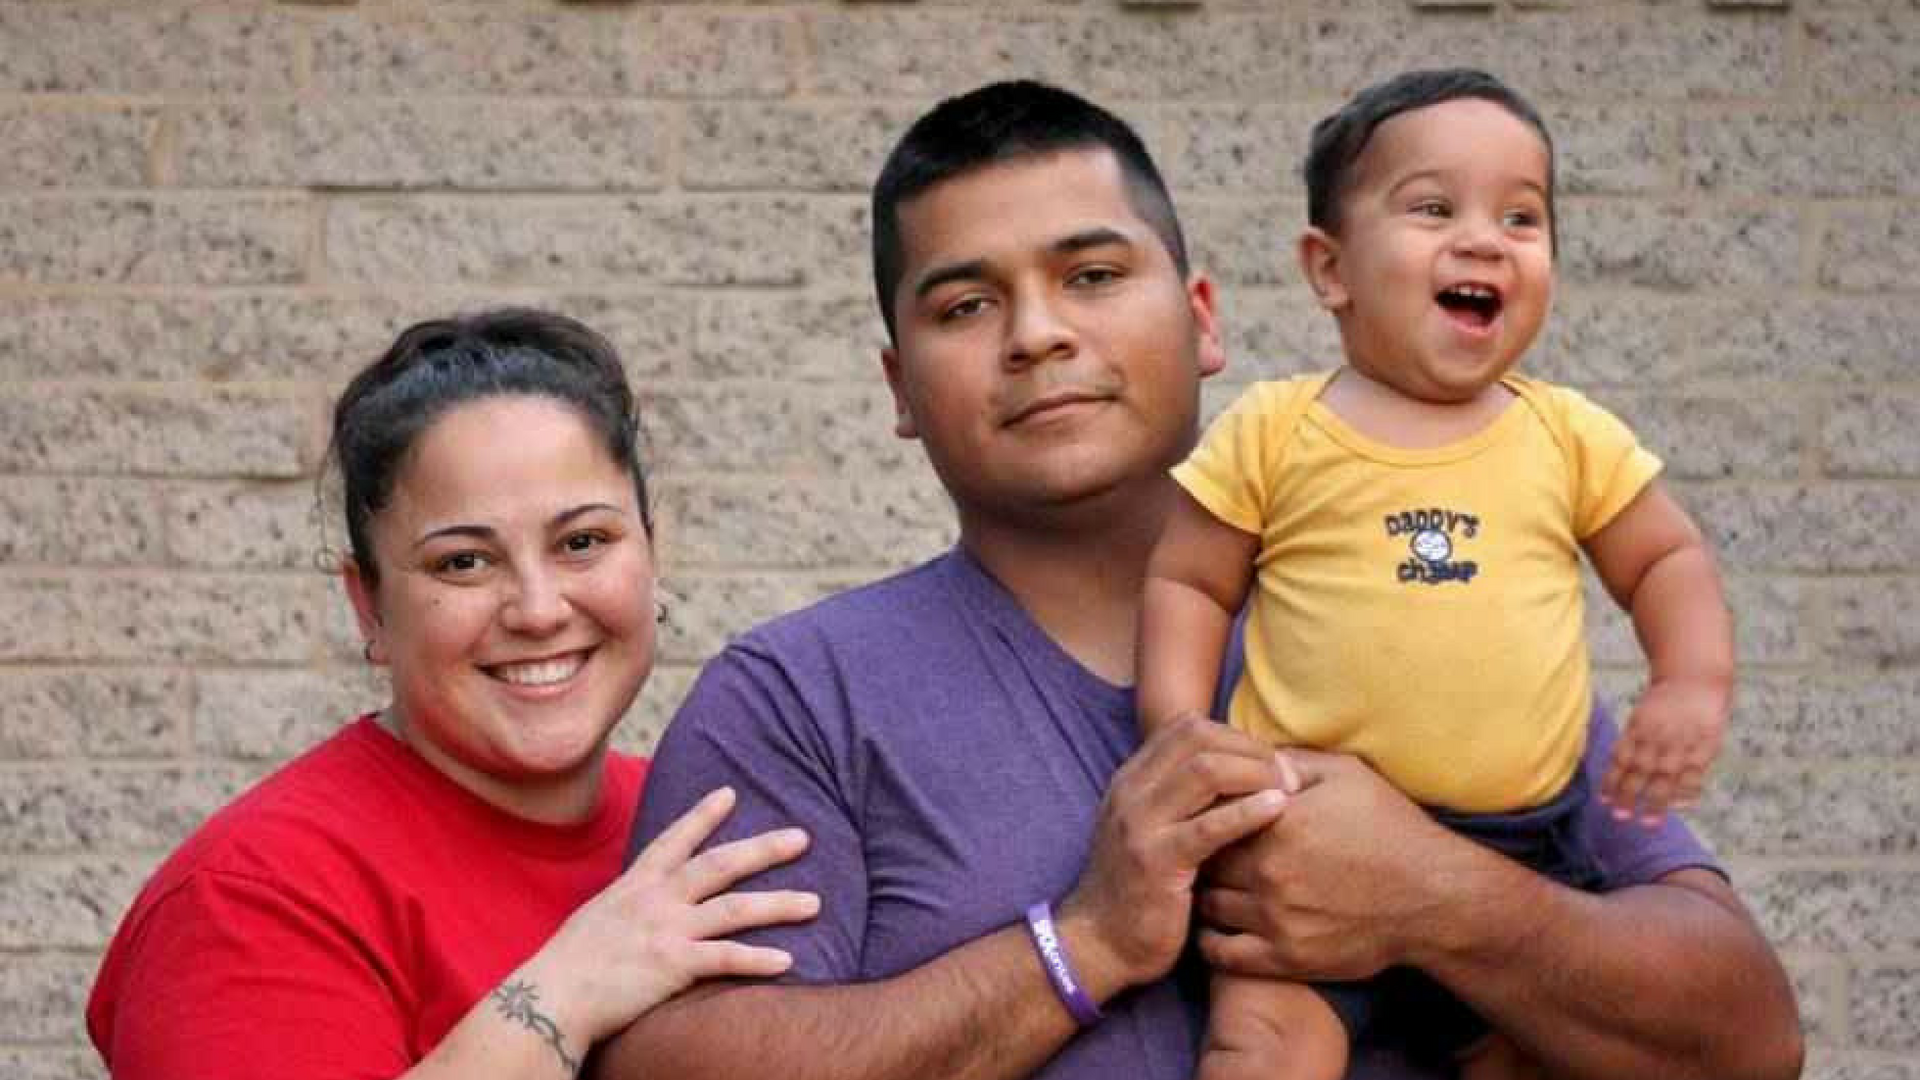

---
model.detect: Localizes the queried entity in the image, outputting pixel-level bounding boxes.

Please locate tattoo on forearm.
[491,978,580,1076]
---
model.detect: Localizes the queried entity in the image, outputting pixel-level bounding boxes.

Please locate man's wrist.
[1048,896,1136,1008]
[1406,837,1556,973]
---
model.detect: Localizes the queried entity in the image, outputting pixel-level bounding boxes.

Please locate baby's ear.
[1297,227,1349,312]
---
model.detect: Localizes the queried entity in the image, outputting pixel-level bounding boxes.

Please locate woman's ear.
[342,556,386,663]
[1298,226,1350,312]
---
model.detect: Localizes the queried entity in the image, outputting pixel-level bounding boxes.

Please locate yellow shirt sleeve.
[1171,380,1309,536]
[1550,384,1664,539]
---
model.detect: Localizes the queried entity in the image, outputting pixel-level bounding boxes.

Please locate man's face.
[881,148,1224,531]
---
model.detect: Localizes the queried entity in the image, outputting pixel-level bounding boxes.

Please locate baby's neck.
[1319,367,1517,450]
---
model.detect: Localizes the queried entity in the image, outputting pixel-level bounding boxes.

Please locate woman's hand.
[517,786,818,1047]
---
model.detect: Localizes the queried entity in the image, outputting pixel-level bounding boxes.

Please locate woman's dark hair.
[328,308,651,587]
[1304,68,1556,243]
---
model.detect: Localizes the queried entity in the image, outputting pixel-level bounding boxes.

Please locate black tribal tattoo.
[491,978,580,1076]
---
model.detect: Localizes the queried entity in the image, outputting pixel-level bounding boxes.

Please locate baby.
[1136,69,1734,1080]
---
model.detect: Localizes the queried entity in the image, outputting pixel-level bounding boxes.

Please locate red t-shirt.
[88,715,646,1080]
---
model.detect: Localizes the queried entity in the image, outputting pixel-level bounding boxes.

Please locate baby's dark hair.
[1304,68,1555,240]
[328,308,651,587]
[870,79,1189,341]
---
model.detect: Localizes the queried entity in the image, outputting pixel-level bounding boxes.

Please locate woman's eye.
[435,551,487,575]
[562,532,606,555]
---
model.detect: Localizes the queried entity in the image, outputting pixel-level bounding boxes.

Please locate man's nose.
[1004,292,1077,366]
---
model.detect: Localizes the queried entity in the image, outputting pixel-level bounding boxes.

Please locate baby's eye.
[1410,199,1450,218]
[1504,209,1544,229]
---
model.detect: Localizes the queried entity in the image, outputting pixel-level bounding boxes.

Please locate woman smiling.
[87,310,817,1079]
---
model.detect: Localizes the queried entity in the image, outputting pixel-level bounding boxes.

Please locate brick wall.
[1,0,1914,1075]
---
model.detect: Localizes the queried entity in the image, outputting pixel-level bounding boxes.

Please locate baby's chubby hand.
[1599,680,1730,827]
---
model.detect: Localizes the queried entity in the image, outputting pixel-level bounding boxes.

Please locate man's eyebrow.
[912,258,990,302]
[911,228,1137,302]
[1053,227,1133,254]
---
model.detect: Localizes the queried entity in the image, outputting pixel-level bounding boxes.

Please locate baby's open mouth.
[1437,284,1502,328]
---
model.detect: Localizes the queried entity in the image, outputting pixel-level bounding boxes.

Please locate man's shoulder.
[728,551,968,661]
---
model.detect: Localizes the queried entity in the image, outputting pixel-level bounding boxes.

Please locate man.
[597,81,1801,1080]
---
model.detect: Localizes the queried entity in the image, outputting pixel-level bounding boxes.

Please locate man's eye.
[940,296,989,322]
[1069,266,1123,287]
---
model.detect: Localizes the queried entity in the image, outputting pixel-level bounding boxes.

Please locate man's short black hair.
[1304,68,1556,240]
[870,80,1190,341]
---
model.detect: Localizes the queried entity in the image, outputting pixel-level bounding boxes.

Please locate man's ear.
[1185,273,1227,380]
[880,346,919,439]
[341,556,386,663]
[1298,227,1350,312]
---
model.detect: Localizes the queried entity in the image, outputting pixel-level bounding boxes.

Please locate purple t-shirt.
[632,548,1718,1080]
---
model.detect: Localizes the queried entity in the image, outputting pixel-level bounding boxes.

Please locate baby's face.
[1314,97,1554,406]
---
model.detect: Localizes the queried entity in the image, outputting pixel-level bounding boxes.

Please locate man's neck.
[958,486,1174,686]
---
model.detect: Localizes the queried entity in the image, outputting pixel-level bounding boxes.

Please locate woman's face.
[346,395,655,823]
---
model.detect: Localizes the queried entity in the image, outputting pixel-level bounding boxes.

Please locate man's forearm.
[1419,863,1802,1080]
[595,921,1079,1080]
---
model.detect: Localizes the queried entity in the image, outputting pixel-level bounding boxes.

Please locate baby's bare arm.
[1582,481,1735,822]
[1137,489,1260,735]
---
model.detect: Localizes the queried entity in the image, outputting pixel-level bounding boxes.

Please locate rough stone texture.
[0,479,170,568]
[0,669,190,760]
[0,388,314,478]
[0,105,156,190]
[1824,392,1920,477]
[1854,966,1920,1051]
[1684,108,1920,197]
[0,196,310,286]
[174,101,674,192]
[2,0,1915,1066]
[0,6,299,95]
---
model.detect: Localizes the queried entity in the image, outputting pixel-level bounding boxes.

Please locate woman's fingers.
[685,940,796,981]
[689,889,821,939]
[676,828,810,900]
[630,786,737,877]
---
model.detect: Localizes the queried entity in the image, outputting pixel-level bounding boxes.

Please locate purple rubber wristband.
[1025,900,1103,1027]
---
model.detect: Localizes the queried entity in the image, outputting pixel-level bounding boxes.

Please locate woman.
[87,310,817,1078]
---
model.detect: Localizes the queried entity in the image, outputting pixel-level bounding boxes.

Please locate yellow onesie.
[1172,372,1661,813]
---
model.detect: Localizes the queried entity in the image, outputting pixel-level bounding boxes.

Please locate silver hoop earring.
[655,600,670,625]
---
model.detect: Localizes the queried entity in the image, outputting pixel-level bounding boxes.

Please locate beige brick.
[311,8,638,96]
[631,11,800,97]
[804,11,1074,98]
[1735,672,1920,760]
[691,289,887,382]
[1825,392,1920,478]
[0,196,309,286]
[0,764,252,854]
[1693,761,1920,858]
[1831,577,1920,664]
[0,105,157,190]
[1141,105,1316,197]
[0,1050,102,1080]
[1216,287,1342,380]
[1685,108,1920,197]
[1685,296,1920,383]
[1809,11,1920,99]
[1684,483,1919,572]
[657,475,954,570]
[174,101,672,193]
[0,951,91,1041]
[0,670,190,760]
[0,858,148,949]
[1183,197,1302,288]
[167,481,332,571]
[1543,105,1677,197]
[325,197,833,287]
[1802,1052,1920,1080]
[645,381,918,476]
[544,291,705,383]
[0,388,314,478]
[1067,14,1303,101]
[0,478,169,567]
[1530,289,1693,388]
[1856,967,1920,1051]
[1558,200,1802,289]
[1602,391,1807,480]
[1746,870,1920,954]
[683,103,910,193]
[1822,204,1920,292]
[1590,572,1812,665]
[193,668,382,760]
[0,572,346,664]
[654,570,863,665]
[0,6,297,95]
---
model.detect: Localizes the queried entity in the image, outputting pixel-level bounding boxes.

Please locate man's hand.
[1600,679,1729,826]
[1057,714,1290,997]
[1195,749,1500,982]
